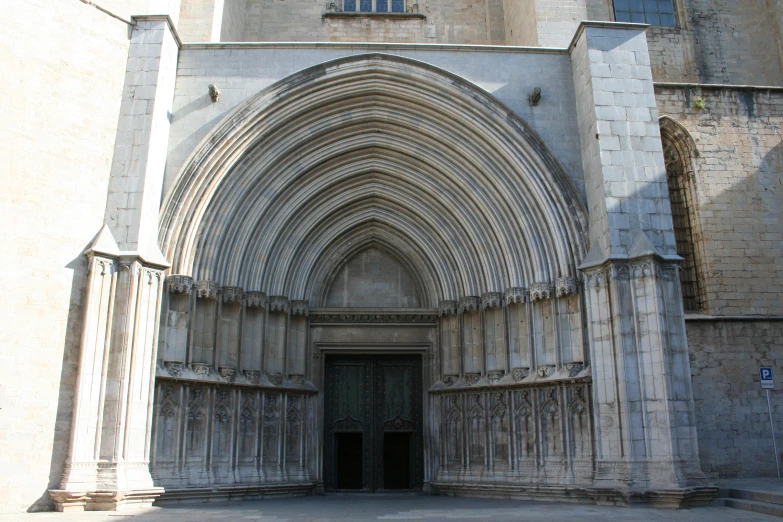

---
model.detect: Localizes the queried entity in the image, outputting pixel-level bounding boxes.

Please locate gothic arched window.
[660,117,704,312]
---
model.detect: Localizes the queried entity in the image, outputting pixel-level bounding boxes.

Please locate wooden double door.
[324,354,423,491]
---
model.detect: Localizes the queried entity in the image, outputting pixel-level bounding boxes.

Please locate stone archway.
[148,53,592,502]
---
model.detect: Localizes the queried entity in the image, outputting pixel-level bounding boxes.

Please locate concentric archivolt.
[159,53,587,306]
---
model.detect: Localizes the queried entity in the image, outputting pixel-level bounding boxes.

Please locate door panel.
[325,354,422,491]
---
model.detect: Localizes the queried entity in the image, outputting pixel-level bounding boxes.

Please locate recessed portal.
[383,432,411,490]
[336,433,364,489]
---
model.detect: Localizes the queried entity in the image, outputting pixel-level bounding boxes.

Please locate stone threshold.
[155,482,317,504]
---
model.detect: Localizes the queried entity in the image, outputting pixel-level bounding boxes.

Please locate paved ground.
[5,493,781,522]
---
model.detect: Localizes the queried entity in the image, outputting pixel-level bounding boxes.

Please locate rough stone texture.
[179,0,223,42]
[646,0,783,85]
[503,0,537,46]
[241,0,507,44]
[220,0,246,41]
[0,0,178,515]
[165,46,583,200]
[533,0,612,48]
[655,87,783,315]
[688,319,783,479]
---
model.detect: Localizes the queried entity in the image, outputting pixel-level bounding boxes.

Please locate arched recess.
[659,115,706,311]
[159,54,588,306]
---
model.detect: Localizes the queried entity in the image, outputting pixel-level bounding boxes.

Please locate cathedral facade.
[2,0,783,514]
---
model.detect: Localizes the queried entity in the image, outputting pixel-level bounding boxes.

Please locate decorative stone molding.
[267,372,283,386]
[464,372,481,385]
[564,362,584,377]
[195,280,219,300]
[166,275,193,295]
[163,361,183,377]
[244,370,260,384]
[309,313,438,324]
[221,286,243,305]
[537,364,556,378]
[481,292,504,310]
[443,375,458,387]
[458,296,480,314]
[269,296,289,313]
[488,369,505,384]
[289,374,305,386]
[219,367,236,383]
[438,300,458,317]
[192,363,210,376]
[512,367,530,382]
[505,287,527,305]
[555,277,578,297]
[529,282,554,302]
[244,291,268,308]
[290,300,309,317]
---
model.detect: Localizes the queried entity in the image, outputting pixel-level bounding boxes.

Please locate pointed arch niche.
[151,54,594,499]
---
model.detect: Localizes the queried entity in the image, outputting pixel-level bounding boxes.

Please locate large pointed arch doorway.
[152,53,589,501]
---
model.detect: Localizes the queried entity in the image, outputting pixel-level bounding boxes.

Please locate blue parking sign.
[761,367,775,389]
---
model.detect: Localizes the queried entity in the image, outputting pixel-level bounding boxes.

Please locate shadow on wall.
[672,86,783,478]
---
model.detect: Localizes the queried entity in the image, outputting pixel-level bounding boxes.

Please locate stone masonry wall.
[241,0,507,44]
[688,319,783,478]
[0,0,179,514]
[655,87,783,316]
[534,0,612,48]
[503,0,537,46]
[220,0,247,41]
[646,0,783,85]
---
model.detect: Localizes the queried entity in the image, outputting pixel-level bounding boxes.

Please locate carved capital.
[195,280,219,300]
[244,370,260,384]
[458,296,480,314]
[481,292,503,310]
[505,287,527,305]
[438,300,458,317]
[464,372,481,385]
[267,372,283,386]
[529,282,554,302]
[269,296,289,313]
[511,367,530,382]
[290,300,309,317]
[221,286,243,305]
[555,277,578,297]
[167,275,193,295]
[443,375,458,387]
[219,366,236,383]
[488,369,505,384]
[192,363,211,376]
[163,360,183,376]
[244,291,268,309]
[289,374,305,386]
[537,364,556,378]
[563,362,584,377]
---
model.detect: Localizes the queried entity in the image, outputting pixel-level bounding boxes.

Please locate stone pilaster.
[50,227,169,511]
[571,21,713,504]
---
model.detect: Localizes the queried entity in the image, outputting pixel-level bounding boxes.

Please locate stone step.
[723,487,783,506]
[719,497,783,518]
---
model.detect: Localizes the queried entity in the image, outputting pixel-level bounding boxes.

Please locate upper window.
[613,0,677,26]
[343,0,406,13]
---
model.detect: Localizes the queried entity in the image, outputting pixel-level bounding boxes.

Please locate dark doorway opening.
[336,433,363,489]
[383,432,411,489]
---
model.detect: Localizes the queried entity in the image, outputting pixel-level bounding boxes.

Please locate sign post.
[760,367,781,482]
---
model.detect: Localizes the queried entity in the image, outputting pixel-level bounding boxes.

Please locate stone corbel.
[166,275,193,294]
[221,286,243,305]
[529,282,554,302]
[555,277,578,297]
[269,296,289,313]
[244,291,268,308]
[481,292,503,310]
[504,287,527,305]
[438,300,458,317]
[457,296,480,314]
[290,300,309,317]
[195,280,219,300]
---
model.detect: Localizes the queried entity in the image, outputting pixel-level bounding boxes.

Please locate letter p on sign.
[761,367,775,389]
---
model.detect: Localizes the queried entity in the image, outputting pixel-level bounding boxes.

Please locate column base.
[48,487,164,512]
